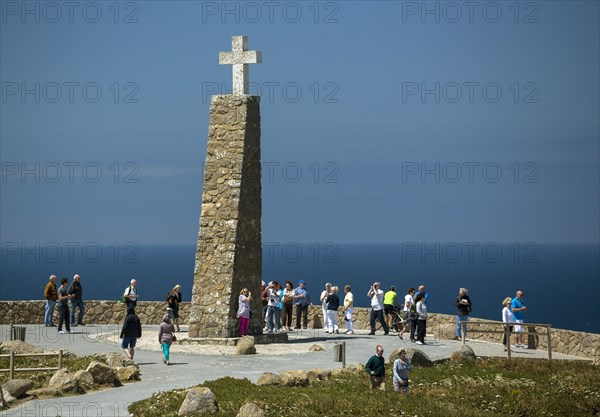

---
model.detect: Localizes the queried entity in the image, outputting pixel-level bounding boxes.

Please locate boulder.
[255,372,282,387]
[0,340,42,355]
[2,379,34,398]
[86,361,116,385]
[1,388,16,405]
[28,387,62,398]
[451,345,476,362]
[48,368,79,393]
[115,366,141,383]
[73,370,94,389]
[236,402,264,417]
[236,336,256,355]
[280,370,309,387]
[309,344,324,352]
[105,353,126,368]
[405,349,433,367]
[178,387,218,416]
[437,323,457,340]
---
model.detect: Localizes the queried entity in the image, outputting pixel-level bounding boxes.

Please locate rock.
[255,372,282,386]
[309,344,324,352]
[28,387,62,398]
[280,370,309,387]
[405,349,433,367]
[86,361,116,385]
[1,388,16,405]
[451,345,476,362]
[436,323,456,340]
[115,366,140,383]
[106,353,126,368]
[73,370,94,389]
[236,336,256,355]
[0,340,42,355]
[178,387,219,416]
[236,402,264,417]
[48,368,79,393]
[2,379,34,398]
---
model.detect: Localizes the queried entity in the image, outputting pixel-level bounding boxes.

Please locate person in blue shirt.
[511,290,527,348]
[293,280,311,329]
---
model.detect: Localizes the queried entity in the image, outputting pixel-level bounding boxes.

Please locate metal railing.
[461,321,552,360]
[0,350,64,379]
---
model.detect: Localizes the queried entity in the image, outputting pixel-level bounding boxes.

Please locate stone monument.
[188,36,263,338]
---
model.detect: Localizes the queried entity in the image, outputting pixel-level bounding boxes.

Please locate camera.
[270,298,275,303]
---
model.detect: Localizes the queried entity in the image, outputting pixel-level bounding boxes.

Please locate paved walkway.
[0,324,586,417]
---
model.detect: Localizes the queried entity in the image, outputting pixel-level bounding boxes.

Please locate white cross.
[219,35,262,95]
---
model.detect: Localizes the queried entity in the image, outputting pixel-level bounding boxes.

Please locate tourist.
[261,281,268,330]
[277,282,284,329]
[68,274,85,327]
[120,306,142,360]
[237,288,252,336]
[166,285,182,332]
[56,278,73,334]
[158,313,176,365]
[293,280,310,329]
[343,285,354,334]
[266,281,281,333]
[365,344,386,391]
[511,290,527,348]
[392,349,411,394]
[413,284,428,339]
[325,286,340,334]
[502,297,515,351]
[399,287,415,341]
[414,293,427,345]
[320,282,332,331]
[383,285,398,331]
[43,275,58,327]
[368,282,389,335]
[454,288,472,340]
[123,279,139,311]
[281,281,295,332]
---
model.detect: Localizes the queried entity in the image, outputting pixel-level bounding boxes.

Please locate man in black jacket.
[455,288,472,340]
[68,274,85,326]
[120,307,142,360]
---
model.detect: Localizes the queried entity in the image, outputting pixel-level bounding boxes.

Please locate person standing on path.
[266,281,281,333]
[502,297,515,351]
[414,293,427,345]
[120,306,142,360]
[400,287,415,341]
[293,280,310,329]
[343,285,354,334]
[454,288,472,340]
[320,282,332,330]
[68,274,85,326]
[236,288,252,336]
[383,286,398,331]
[365,344,386,391]
[281,281,295,331]
[368,282,389,335]
[166,285,182,332]
[158,313,176,365]
[325,286,340,334]
[123,279,139,311]
[43,275,58,327]
[511,290,527,348]
[56,278,73,334]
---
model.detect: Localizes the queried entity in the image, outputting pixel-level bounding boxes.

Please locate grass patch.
[129,358,600,417]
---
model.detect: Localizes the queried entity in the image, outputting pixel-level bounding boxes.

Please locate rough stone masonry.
[188,94,263,338]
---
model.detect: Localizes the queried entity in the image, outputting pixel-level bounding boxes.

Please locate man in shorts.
[511,290,527,348]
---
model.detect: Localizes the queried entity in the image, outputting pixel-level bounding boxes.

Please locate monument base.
[178,332,288,347]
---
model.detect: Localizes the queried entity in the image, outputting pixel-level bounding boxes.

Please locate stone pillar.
[189,95,262,338]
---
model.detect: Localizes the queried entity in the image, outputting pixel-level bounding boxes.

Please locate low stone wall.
[1,301,598,361]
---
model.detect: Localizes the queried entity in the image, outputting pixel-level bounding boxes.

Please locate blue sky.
[1,0,599,246]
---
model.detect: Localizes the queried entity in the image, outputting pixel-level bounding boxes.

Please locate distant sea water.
[1,243,598,333]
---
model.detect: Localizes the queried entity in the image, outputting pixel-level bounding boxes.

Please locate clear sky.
[1,0,599,246]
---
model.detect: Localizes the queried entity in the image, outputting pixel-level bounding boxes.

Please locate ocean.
[1,243,598,333]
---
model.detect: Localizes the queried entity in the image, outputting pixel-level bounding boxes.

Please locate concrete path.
[0,324,586,417]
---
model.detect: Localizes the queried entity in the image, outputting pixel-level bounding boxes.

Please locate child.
[158,313,176,365]
[393,349,412,394]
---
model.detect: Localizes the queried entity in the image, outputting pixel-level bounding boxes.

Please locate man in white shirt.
[320,283,332,331]
[123,279,138,311]
[368,282,389,335]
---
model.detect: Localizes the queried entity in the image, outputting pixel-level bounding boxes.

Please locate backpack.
[120,286,131,303]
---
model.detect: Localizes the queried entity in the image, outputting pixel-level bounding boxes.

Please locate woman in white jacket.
[502,297,515,351]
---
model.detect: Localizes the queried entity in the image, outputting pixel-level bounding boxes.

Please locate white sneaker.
[415,341,423,345]
[58,330,64,334]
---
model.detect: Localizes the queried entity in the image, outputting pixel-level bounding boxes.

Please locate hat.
[268,281,273,286]
[261,280,266,286]
[298,280,305,284]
